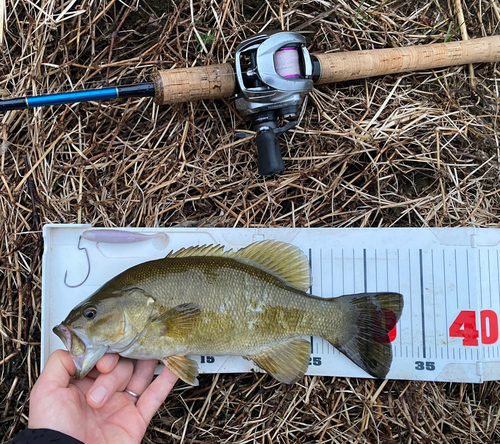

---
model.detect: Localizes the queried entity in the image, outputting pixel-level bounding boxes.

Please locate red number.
[450,310,500,346]
[481,310,499,345]
[449,311,479,346]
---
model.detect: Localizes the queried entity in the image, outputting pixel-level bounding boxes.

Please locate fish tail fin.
[327,292,404,379]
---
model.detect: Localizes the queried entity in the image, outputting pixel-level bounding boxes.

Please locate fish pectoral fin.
[245,338,311,384]
[162,355,199,386]
[152,303,201,338]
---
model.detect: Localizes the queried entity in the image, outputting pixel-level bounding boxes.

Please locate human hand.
[28,350,178,444]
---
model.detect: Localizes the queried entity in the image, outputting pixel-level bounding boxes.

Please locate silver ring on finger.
[124,388,140,402]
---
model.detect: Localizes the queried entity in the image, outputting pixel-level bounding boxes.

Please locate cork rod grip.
[153,64,235,105]
[314,35,500,84]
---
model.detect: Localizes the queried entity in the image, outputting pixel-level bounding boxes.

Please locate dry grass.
[1,0,500,442]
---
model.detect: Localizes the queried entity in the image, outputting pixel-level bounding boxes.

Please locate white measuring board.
[41,225,500,383]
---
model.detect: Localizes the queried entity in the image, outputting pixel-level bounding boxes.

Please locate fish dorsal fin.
[244,338,311,384]
[165,241,310,291]
[232,240,310,292]
[166,244,226,258]
[162,355,199,386]
[152,303,201,338]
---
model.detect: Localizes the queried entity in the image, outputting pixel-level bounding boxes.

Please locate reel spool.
[234,31,314,176]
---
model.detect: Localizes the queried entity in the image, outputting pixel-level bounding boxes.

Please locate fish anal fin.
[152,303,201,338]
[162,355,199,386]
[245,338,311,384]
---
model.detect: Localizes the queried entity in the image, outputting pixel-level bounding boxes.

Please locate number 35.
[415,361,435,371]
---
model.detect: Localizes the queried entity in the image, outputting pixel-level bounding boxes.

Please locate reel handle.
[255,129,285,176]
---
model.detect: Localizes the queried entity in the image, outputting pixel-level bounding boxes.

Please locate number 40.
[449,310,499,346]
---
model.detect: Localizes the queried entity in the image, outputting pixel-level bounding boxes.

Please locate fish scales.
[110,256,328,357]
[54,241,404,384]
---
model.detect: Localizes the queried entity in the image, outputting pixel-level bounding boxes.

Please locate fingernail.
[89,386,106,404]
[101,354,116,369]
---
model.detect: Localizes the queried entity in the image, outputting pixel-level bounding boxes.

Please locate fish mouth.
[53,324,106,379]
[53,324,72,350]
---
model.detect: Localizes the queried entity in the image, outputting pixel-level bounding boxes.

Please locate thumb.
[35,349,76,391]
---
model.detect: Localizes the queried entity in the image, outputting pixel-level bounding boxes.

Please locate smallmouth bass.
[54,240,404,384]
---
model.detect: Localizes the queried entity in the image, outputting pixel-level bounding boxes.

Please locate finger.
[70,377,95,395]
[83,355,119,381]
[124,360,157,399]
[136,366,178,424]
[35,350,76,392]
[95,353,120,374]
[86,367,101,380]
[86,358,134,409]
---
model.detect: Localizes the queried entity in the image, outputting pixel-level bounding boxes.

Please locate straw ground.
[1,0,500,442]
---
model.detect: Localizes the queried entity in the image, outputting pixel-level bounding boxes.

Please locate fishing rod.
[1,31,499,175]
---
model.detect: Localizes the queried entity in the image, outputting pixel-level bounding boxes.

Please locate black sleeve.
[7,428,84,444]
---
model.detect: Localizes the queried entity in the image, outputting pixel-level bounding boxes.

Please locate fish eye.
[83,306,97,320]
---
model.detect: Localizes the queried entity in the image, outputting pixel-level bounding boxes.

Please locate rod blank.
[0,83,156,112]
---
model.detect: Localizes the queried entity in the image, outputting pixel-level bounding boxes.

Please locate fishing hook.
[64,236,90,288]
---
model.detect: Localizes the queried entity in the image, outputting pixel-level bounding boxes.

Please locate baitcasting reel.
[234,31,314,176]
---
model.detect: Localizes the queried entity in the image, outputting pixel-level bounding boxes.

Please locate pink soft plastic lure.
[64,230,169,288]
[81,229,169,248]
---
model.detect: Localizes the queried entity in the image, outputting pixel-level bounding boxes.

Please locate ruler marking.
[498,250,500,307]
[479,249,483,310]
[420,249,427,359]
[320,248,323,297]
[443,250,449,359]
[309,248,313,295]
[398,249,402,358]
[455,249,459,309]
[363,249,367,293]
[342,249,345,294]
[432,250,437,358]
[488,249,492,308]
[310,336,313,354]
[331,249,334,299]
[386,249,389,292]
[467,249,471,309]
[375,250,379,291]
[409,250,414,358]
[352,248,355,292]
